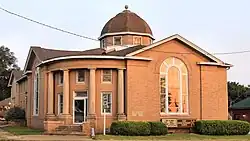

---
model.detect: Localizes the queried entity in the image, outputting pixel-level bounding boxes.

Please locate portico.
[44,66,126,131]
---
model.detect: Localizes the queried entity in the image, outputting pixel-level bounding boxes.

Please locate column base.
[87,114,97,130]
[117,113,127,121]
[44,114,64,132]
[45,114,56,121]
[59,114,72,125]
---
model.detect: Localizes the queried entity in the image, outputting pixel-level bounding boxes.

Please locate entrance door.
[73,92,88,124]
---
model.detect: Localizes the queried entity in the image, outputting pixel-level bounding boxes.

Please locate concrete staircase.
[45,125,86,136]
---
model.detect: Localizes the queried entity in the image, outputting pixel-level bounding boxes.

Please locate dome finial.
[125,5,128,10]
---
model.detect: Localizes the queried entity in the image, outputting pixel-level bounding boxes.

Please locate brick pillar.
[26,74,32,127]
[61,69,72,124]
[117,68,126,120]
[46,71,55,117]
[87,68,96,129]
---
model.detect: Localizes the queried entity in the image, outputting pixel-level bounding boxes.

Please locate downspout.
[199,65,203,120]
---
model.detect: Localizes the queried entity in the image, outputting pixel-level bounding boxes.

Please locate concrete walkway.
[0,128,92,141]
[6,135,92,141]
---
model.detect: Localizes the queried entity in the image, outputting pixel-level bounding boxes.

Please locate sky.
[0,0,250,85]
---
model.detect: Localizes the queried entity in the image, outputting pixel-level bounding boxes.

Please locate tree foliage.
[228,81,250,107]
[0,45,19,100]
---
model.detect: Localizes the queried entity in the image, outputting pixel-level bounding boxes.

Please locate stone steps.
[55,125,82,132]
[44,131,87,136]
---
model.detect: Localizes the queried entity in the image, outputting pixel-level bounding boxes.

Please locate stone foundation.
[82,122,90,136]
[44,120,64,132]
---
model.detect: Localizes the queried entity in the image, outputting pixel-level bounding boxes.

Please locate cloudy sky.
[0,0,249,85]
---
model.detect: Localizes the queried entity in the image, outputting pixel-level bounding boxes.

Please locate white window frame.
[101,92,112,115]
[133,36,142,45]
[113,36,122,46]
[58,93,63,115]
[58,71,63,86]
[76,69,86,84]
[160,57,189,115]
[73,91,88,124]
[33,67,40,116]
[101,69,112,83]
[101,39,105,48]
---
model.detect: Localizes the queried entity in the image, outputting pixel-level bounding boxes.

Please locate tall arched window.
[160,57,188,114]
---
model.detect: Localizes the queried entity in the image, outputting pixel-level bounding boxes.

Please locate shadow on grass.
[2,126,44,135]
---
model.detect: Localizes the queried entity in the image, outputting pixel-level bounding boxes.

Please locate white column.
[89,68,96,115]
[47,71,54,115]
[63,70,70,115]
[117,69,125,115]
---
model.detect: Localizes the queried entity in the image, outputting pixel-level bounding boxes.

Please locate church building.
[8,6,232,134]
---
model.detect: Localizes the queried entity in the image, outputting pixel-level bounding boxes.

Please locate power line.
[1,5,250,55]
[0,6,98,41]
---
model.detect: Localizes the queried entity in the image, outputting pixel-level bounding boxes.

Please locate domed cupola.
[99,5,154,49]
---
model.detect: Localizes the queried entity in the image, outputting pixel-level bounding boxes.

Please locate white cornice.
[98,32,155,40]
[36,55,152,67]
[197,62,233,67]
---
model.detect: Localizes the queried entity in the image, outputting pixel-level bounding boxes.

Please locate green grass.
[95,134,250,140]
[3,126,44,135]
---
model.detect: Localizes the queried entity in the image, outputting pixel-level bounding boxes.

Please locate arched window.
[160,57,188,114]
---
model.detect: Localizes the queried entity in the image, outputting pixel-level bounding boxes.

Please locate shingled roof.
[31,45,145,61]
[100,8,153,39]
[231,97,250,110]
[7,70,23,87]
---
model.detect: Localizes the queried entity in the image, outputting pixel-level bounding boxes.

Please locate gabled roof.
[0,98,11,107]
[126,34,226,64]
[7,70,23,87]
[231,97,250,110]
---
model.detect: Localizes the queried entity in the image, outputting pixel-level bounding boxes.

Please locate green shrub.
[149,121,168,135]
[110,121,151,136]
[194,120,250,135]
[4,107,25,121]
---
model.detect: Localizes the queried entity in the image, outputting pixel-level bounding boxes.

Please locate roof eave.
[126,34,228,65]
[36,55,152,67]
[98,32,155,40]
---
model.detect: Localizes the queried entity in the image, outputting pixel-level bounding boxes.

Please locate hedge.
[4,107,26,121]
[149,121,168,135]
[110,121,167,136]
[194,120,250,135]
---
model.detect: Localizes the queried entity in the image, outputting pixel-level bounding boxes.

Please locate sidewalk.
[0,128,92,141]
[6,135,92,141]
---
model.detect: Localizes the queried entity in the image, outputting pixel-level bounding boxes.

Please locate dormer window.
[113,36,122,46]
[101,39,105,48]
[133,36,142,45]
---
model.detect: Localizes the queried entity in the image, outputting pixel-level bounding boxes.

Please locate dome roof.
[99,6,153,39]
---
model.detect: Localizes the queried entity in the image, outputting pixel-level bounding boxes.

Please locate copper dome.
[100,6,153,39]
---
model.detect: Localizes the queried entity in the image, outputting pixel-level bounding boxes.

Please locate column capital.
[88,67,96,70]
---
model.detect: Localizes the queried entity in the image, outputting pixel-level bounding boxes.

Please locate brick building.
[8,6,232,134]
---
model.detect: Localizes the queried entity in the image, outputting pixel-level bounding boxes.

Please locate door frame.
[73,91,88,124]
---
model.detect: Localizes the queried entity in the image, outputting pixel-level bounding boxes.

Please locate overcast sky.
[0,0,249,85]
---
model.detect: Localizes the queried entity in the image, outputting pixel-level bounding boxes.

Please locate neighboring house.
[229,97,250,122]
[7,70,23,107]
[0,98,11,118]
[9,6,232,134]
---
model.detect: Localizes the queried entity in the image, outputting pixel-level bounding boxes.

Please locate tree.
[0,45,19,100]
[228,81,250,107]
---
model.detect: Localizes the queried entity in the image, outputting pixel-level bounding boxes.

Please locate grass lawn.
[3,126,44,135]
[95,134,250,140]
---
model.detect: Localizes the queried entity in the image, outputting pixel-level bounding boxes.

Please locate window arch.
[160,57,188,114]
